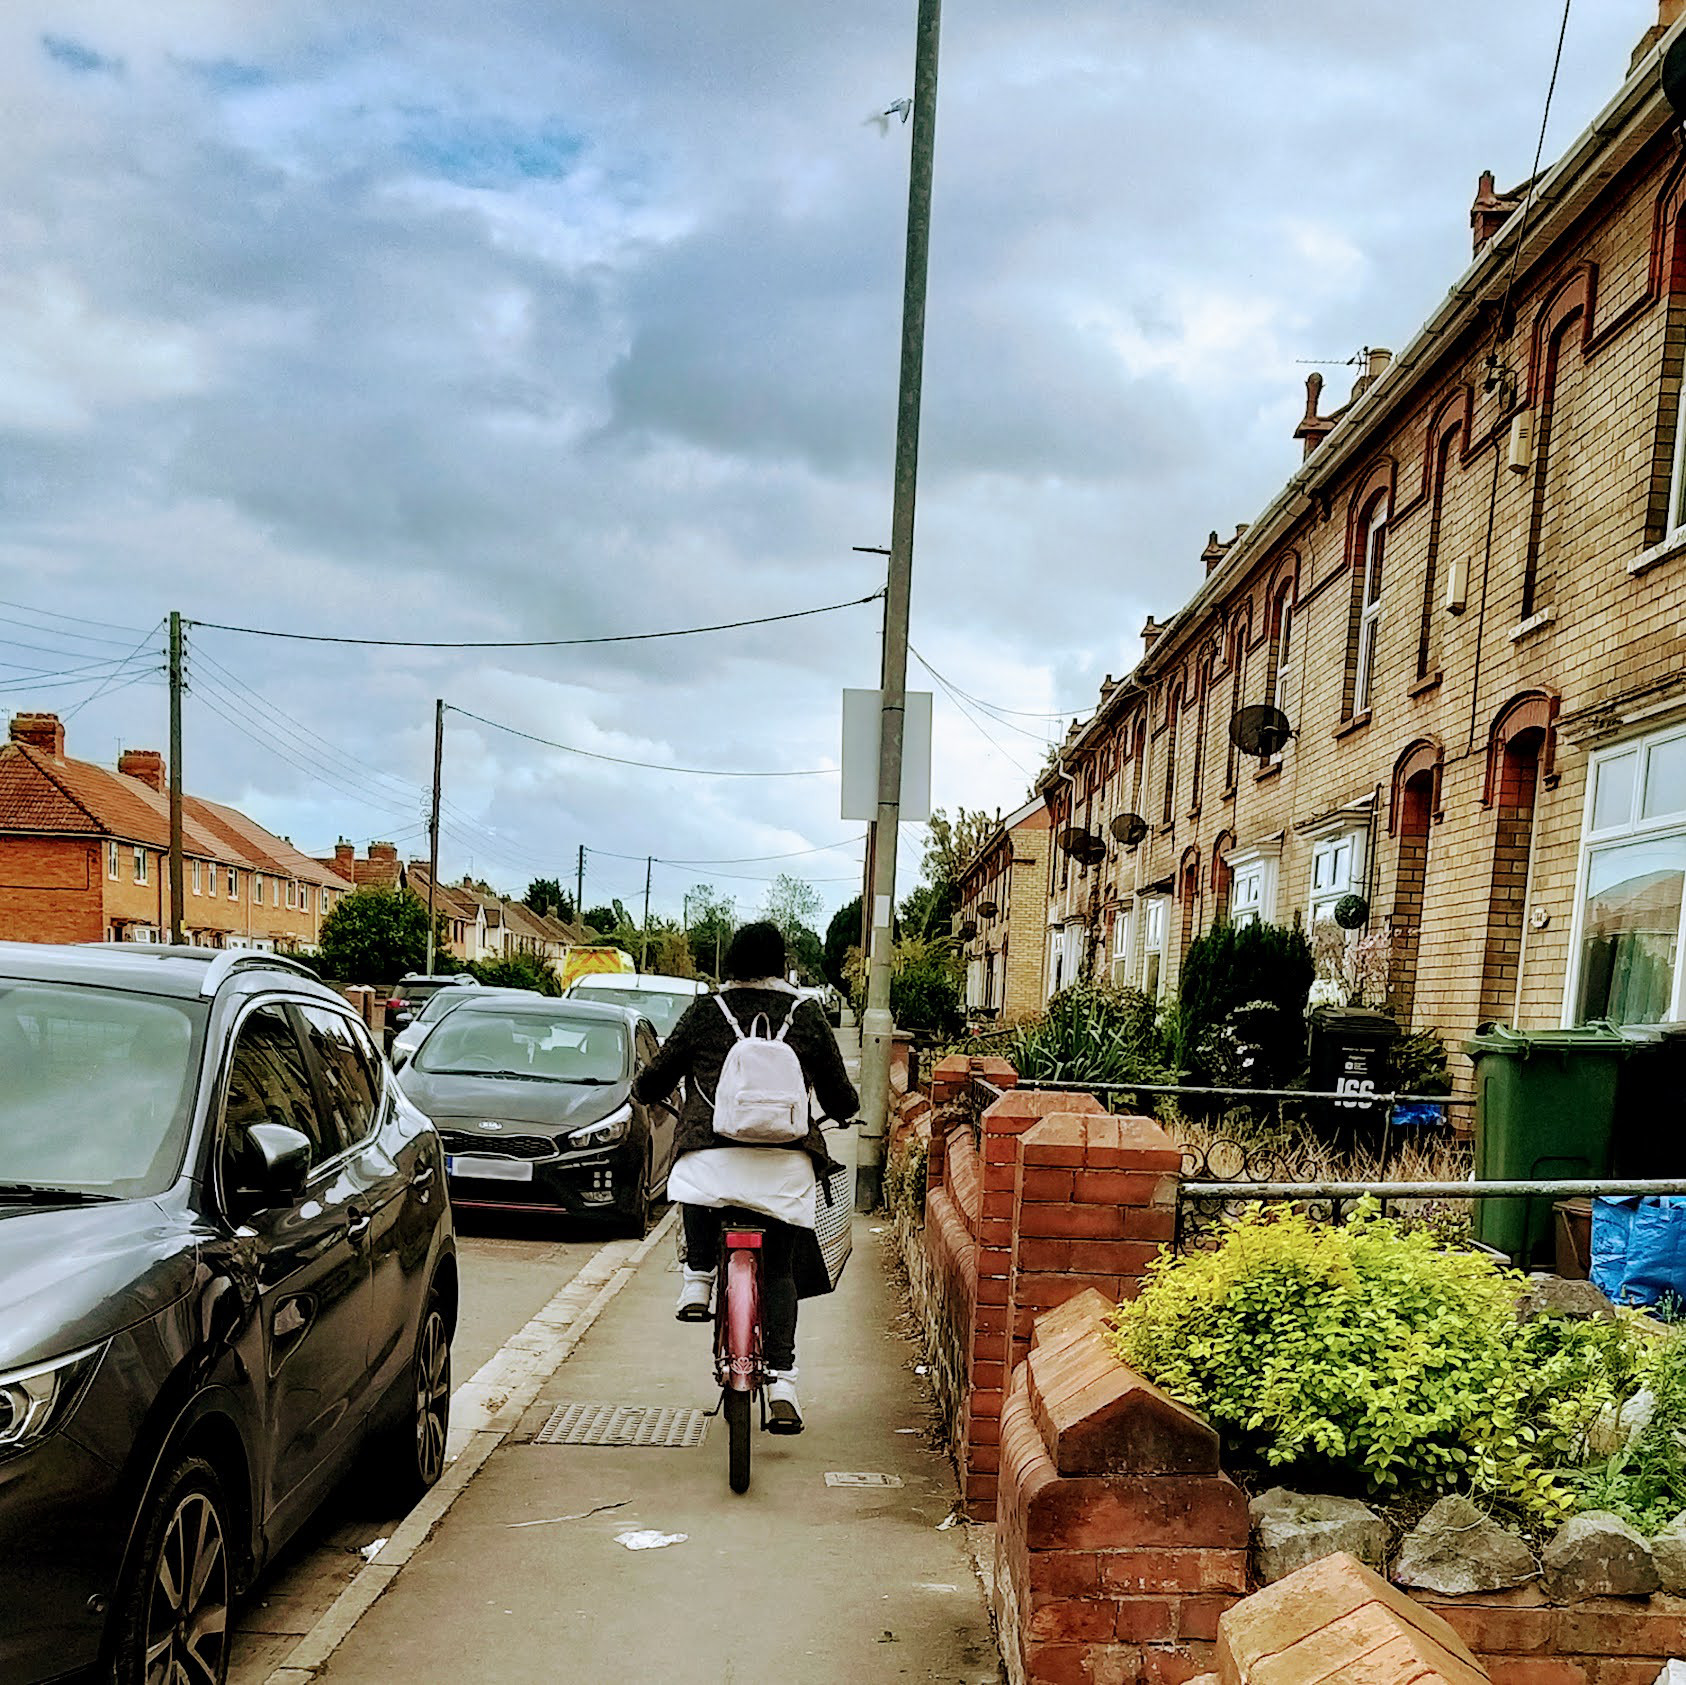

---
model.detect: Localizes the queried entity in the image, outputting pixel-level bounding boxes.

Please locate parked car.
[562,971,708,1040]
[0,941,456,1685]
[396,995,673,1232]
[383,972,478,1048]
[390,984,539,1069]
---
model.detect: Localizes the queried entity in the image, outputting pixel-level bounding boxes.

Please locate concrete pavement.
[312,1210,1000,1684]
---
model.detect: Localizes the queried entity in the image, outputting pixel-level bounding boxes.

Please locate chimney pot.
[117,749,166,795]
[9,712,66,761]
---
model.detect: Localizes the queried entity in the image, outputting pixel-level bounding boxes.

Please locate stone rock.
[1650,1510,1686,1595]
[1514,1276,1615,1322]
[1249,1487,1389,1584]
[1540,1511,1660,1601]
[1392,1495,1538,1595]
[1588,1387,1657,1459]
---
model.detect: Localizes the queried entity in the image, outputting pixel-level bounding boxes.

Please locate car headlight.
[0,1344,104,1456]
[569,1104,633,1149]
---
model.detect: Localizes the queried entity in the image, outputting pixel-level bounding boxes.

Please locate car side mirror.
[229,1121,313,1214]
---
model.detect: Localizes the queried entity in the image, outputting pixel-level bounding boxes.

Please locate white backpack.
[709,995,811,1145]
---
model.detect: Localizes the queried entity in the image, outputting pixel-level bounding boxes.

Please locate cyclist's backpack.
[709,996,810,1145]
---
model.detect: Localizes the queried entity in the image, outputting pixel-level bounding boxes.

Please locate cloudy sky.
[0,0,1650,924]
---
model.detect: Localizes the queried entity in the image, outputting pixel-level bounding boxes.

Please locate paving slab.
[316,1218,1000,1684]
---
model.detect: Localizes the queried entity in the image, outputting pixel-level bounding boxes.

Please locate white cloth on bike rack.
[667,1146,817,1229]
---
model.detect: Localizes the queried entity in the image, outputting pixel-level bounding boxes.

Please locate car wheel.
[370,1288,451,1506]
[111,1452,232,1685]
[616,1148,654,1239]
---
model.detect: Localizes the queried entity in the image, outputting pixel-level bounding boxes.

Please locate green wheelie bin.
[1464,1023,1631,1265]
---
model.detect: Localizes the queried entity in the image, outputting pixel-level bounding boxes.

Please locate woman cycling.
[631,921,858,1432]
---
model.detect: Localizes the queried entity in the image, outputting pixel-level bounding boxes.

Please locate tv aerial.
[1228,704,1295,759]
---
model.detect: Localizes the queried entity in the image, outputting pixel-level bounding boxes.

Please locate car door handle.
[346,1209,372,1242]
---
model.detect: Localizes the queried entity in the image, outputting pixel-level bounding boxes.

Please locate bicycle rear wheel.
[725,1389,751,1493]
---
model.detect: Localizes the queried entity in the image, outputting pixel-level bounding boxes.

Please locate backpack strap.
[714,995,747,1040]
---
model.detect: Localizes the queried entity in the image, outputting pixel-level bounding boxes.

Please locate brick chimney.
[9,712,65,760]
[368,841,398,863]
[117,749,166,794]
[332,839,355,880]
[1141,615,1165,654]
[1293,372,1335,460]
[1633,1,1686,72]
[1201,530,1228,575]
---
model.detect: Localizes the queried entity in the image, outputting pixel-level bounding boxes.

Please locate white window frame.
[226,867,237,899]
[1668,386,1686,538]
[253,874,264,906]
[1141,897,1166,1000]
[1227,842,1280,928]
[191,859,201,895]
[1309,826,1367,927]
[285,880,296,910]
[1353,504,1386,715]
[1111,905,1131,986]
[133,847,148,885]
[107,841,120,880]
[206,864,218,899]
[1564,722,1686,1026]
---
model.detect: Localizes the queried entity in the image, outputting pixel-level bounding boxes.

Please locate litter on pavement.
[615,1529,688,1551]
[508,1500,630,1530]
[358,1538,389,1562]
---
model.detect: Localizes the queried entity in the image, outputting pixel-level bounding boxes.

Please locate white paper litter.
[914,1364,928,1375]
[359,1537,389,1562]
[615,1530,688,1551]
[935,1512,960,1530]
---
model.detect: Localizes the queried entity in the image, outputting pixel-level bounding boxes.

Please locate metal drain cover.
[532,1401,710,1449]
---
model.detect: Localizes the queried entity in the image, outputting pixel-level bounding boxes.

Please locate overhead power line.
[447,704,838,779]
[185,591,884,650]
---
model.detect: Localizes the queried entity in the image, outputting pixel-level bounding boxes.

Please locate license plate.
[446,1155,534,1183]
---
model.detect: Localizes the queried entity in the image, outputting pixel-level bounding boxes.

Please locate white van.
[562,971,709,1040]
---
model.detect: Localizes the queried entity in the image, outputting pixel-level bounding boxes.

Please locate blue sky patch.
[186,58,273,93]
[402,115,584,187]
[42,34,123,76]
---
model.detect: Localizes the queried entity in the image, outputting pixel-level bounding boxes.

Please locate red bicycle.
[713,1210,800,1493]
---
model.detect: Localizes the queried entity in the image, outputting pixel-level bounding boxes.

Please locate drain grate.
[531,1401,711,1449]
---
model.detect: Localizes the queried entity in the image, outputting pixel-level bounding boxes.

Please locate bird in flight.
[864,97,913,136]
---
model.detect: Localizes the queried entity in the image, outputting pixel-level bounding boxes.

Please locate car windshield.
[570,986,694,1037]
[415,1008,627,1084]
[414,989,478,1027]
[0,981,205,1198]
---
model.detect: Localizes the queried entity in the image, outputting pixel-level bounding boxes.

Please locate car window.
[570,985,694,1037]
[299,1006,380,1147]
[0,981,203,1197]
[416,1009,627,1083]
[222,1004,337,1170]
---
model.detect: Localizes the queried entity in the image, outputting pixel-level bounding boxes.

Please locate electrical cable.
[917,660,1036,778]
[0,599,152,636]
[186,591,883,650]
[908,646,1064,746]
[445,704,838,779]
[906,643,1095,723]
[589,836,867,867]
[63,620,168,721]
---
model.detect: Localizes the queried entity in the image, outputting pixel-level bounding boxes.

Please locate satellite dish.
[977,900,999,918]
[1109,812,1149,848]
[1057,827,1107,865]
[1229,704,1295,758]
[1665,30,1686,125]
[1333,893,1370,930]
[957,919,979,941]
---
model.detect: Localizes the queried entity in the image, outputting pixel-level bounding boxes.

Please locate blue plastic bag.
[1590,1197,1637,1300]
[1619,1198,1686,1310]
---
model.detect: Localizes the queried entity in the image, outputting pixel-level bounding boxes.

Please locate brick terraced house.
[1028,11,1686,1068]
[955,797,1052,1020]
[0,711,348,948]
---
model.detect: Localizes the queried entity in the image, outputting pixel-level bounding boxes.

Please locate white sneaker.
[676,1269,715,1322]
[766,1369,803,1434]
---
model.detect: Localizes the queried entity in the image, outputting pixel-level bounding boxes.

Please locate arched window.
[1161,683,1183,824]
[1353,496,1388,714]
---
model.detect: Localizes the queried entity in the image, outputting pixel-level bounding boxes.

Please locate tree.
[469,952,561,995]
[921,806,995,886]
[524,877,575,922]
[650,926,697,978]
[582,900,630,938]
[759,873,822,949]
[317,887,448,984]
[788,924,825,986]
[685,884,736,978]
[823,898,862,994]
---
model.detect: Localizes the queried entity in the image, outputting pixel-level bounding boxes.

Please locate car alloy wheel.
[414,1300,450,1488]
[143,1476,229,1685]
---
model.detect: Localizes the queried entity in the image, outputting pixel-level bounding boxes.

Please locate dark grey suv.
[0,943,457,1685]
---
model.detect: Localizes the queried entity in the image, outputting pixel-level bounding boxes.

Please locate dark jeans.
[681,1204,798,1371]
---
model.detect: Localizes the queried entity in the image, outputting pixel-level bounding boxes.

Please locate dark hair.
[722,921,787,982]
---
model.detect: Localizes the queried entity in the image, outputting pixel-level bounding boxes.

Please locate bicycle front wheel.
[725,1389,751,1493]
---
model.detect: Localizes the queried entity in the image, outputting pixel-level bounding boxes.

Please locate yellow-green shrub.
[1110,1205,1645,1522]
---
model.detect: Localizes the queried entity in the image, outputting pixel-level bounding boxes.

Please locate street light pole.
[426,699,443,974]
[167,612,185,947]
[858,0,942,1213]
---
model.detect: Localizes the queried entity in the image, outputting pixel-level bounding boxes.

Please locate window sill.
[1629,533,1686,578]
[1186,804,1202,822]
[1254,761,1282,784]
[1333,710,1372,742]
[1408,670,1443,699]
[1508,606,1556,643]
[1220,784,1237,804]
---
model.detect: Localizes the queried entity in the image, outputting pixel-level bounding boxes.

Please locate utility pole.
[641,856,653,970]
[576,844,586,925]
[167,612,185,946]
[426,699,443,973]
[852,545,892,963]
[858,0,942,1212]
